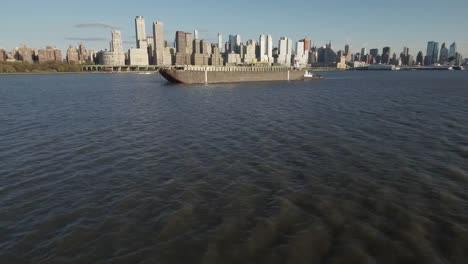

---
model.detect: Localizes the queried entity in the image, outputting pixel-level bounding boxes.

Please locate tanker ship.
[159,65,309,84]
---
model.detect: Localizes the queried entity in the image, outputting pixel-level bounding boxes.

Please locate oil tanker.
[159,65,308,84]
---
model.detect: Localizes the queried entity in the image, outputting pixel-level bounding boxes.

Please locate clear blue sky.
[1,0,468,57]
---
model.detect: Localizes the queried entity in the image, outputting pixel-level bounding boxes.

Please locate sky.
[1,0,468,57]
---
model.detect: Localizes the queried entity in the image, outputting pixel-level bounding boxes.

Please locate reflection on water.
[0,72,468,264]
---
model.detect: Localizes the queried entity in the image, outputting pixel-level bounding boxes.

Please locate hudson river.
[1,71,467,264]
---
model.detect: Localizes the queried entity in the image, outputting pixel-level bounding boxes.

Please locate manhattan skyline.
[1,0,468,56]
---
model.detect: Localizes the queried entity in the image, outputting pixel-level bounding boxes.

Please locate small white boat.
[304,71,314,78]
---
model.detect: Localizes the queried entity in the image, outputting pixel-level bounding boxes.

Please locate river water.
[1,71,468,264]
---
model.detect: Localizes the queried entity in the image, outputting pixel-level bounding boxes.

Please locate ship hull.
[159,67,306,84]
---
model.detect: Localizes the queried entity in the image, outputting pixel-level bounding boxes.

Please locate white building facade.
[100,30,125,65]
[277,37,293,66]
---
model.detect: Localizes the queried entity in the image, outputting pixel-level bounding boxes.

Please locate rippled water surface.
[1,71,468,264]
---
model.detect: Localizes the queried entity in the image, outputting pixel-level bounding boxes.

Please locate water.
[1,71,468,264]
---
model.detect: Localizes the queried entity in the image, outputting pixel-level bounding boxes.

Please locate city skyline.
[1,0,468,57]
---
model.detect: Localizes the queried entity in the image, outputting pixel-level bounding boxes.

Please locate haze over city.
[1,0,468,56]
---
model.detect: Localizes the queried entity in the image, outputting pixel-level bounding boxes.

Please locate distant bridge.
[81,65,163,72]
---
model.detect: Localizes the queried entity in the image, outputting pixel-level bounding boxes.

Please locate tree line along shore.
[0,61,82,73]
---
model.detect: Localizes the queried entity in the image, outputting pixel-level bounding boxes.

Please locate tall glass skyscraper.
[449,42,457,59]
[426,41,439,65]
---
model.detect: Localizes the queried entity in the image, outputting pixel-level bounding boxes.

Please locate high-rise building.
[210,44,224,66]
[426,41,439,65]
[403,47,409,57]
[14,45,34,62]
[77,43,88,63]
[66,46,79,63]
[449,42,457,59]
[194,30,199,40]
[316,42,337,65]
[369,48,379,64]
[175,31,187,54]
[361,48,367,61]
[259,34,266,61]
[277,37,293,65]
[454,52,463,66]
[111,31,123,53]
[201,40,210,55]
[399,47,410,66]
[146,36,154,64]
[439,43,449,64]
[130,19,149,66]
[182,33,191,54]
[135,16,147,49]
[175,31,192,65]
[244,40,256,64]
[258,34,272,62]
[391,53,398,65]
[308,46,318,64]
[416,51,424,65]
[193,39,201,54]
[228,34,241,54]
[192,39,209,65]
[235,35,241,48]
[228,35,236,53]
[304,38,311,53]
[381,46,391,64]
[37,46,61,63]
[98,30,125,65]
[217,33,223,53]
[153,21,166,65]
[267,35,273,61]
[293,40,308,67]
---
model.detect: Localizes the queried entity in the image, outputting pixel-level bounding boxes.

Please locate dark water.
[1,71,468,264]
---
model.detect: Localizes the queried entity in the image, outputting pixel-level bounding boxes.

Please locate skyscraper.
[259,34,266,61]
[416,51,424,65]
[135,16,147,49]
[175,31,192,65]
[153,21,165,65]
[228,35,237,53]
[98,30,125,65]
[381,47,391,64]
[449,42,457,59]
[267,35,273,61]
[426,41,439,65]
[294,40,309,67]
[403,47,409,57]
[345,44,350,56]
[111,30,123,52]
[185,33,193,54]
[369,48,379,63]
[361,48,367,61]
[277,37,293,65]
[194,30,199,40]
[439,43,449,64]
[235,35,241,47]
[244,40,256,63]
[218,33,223,53]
